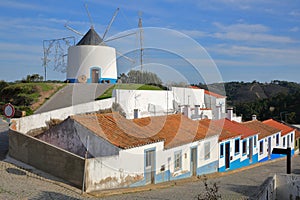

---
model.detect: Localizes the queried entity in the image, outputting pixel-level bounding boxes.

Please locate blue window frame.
[276,134,279,146]
[242,140,247,155]
[220,143,224,158]
[259,140,264,155]
[204,142,210,160]
[234,139,240,155]
[174,151,182,171]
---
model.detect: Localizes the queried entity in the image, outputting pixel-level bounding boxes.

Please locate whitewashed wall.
[67,46,117,81]
[113,90,175,119]
[12,98,114,134]
[172,87,205,107]
[85,142,164,192]
[258,132,281,161]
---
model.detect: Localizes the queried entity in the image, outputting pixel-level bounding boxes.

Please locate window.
[276,134,279,146]
[291,133,294,142]
[254,136,257,147]
[174,151,182,171]
[204,142,210,160]
[287,135,290,147]
[242,140,247,155]
[260,141,264,155]
[235,139,240,154]
[220,143,224,158]
[283,137,286,147]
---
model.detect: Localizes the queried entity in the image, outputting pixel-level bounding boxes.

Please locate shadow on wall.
[29,191,80,200]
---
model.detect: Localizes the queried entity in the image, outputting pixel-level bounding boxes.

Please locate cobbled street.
[0,119,299,200]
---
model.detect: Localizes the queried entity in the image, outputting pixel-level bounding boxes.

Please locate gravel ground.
[0,119,299,200]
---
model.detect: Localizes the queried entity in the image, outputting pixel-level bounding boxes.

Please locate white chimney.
[195,105,200,116]
[227,107,233,121]
[252,114,257,121]
[183,105,191,119]
[216,104,221,120]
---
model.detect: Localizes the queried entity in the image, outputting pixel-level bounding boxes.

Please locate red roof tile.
[262,119,295,136]
[72,113,220,149]
[242,120,281,140]
[209,119,258,141]
[204,90,226,99]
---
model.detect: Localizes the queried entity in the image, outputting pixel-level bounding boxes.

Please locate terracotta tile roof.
[205,119,258,141]
[72,113,220,149]
[197,119,234,142]
[242,120,281,140]
[262,119,295,136]
[204,90,226,99]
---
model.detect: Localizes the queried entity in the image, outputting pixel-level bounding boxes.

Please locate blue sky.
[0,0,299,84]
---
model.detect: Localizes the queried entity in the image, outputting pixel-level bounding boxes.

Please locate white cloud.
[290,27,299,32]
[289,10,300,17]
[213,22,269,33]
[211,22,295,43]
[0,1,45,11]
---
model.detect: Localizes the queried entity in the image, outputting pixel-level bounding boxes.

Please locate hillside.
[0,82,65,116]
[198,80,300,123]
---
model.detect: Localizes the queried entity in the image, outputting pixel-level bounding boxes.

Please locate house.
[263,119,295,156]
[242,119,282,162]
[295,129,300,154]
[204,89,226,120]
[200,118,259,172]
[190,86,226,120]
[113,87,212,120]
[35,113,220,191]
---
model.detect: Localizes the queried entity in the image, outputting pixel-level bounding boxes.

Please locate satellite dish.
[78,75,87,83]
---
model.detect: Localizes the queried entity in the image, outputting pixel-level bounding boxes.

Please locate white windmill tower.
[66,6,135,84]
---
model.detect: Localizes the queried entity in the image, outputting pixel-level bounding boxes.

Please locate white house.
[36,112,220,191]
[242,119,282,162]
[263,119,295,157]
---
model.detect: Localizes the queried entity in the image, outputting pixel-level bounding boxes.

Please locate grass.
[96,84,163,100]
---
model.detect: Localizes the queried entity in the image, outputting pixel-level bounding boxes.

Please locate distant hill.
[198,80,300,123]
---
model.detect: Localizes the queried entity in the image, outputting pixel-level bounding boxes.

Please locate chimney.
[183,105,191,119]
[227,107,233,121]
[252,114,257,121]
[216,104,221,120]
[195,105,200,116]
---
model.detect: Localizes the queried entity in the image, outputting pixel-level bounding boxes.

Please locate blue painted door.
[225,143,230,169]
[145,150,155,184]
[249,137,253,163]
[191,147,197,176]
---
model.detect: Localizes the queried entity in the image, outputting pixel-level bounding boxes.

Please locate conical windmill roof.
[76,27,104,45]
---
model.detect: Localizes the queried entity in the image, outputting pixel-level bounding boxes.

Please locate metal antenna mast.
[138,11,144,71]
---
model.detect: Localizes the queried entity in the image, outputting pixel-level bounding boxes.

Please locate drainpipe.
[82,136,89,194]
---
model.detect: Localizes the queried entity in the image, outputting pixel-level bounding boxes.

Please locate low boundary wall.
[9,130,85,188]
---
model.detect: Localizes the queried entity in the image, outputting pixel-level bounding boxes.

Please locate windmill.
[44,5,138,83]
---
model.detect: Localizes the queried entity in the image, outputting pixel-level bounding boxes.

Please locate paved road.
[35,84,112,114]
[0,120,299,199]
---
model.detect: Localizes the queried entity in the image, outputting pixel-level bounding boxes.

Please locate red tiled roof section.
[209,119,258,141]
[242,120,281,140]
[204,90,226,99]
[262,119,295,136]
[198,119,234,142]
[72,113,220,149]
